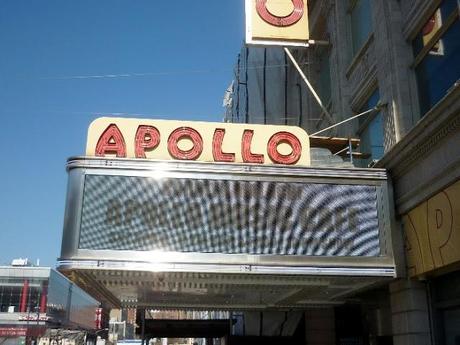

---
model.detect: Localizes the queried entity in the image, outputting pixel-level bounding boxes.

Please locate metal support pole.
[141,309,145,345]
[333,146,349,156]
[284,47,334,124]
[307,39,330,46]
[311,106,380,136]
[348,138,353,164]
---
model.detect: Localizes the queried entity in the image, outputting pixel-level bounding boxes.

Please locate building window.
[412,0,460,115]
[349,0,373,56]
[430,270,460,345]
[0,278,47,313]
[357,89,384,167]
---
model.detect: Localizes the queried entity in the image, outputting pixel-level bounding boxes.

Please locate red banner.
[95,308,102,330]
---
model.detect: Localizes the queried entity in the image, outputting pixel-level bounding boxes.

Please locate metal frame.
[58,157,397,278]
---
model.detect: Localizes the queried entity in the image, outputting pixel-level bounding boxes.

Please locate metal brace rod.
[284,47,334,125]
[333,146,349,156]
[307,39,330,46]
[312,106,380,136]
[348,137,353,164]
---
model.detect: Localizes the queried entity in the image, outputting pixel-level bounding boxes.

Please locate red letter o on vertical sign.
[135,125,160,158]
[167,127,203,160]
[95,124,126,158]
[256,0,304,27]
[267,131,302,165]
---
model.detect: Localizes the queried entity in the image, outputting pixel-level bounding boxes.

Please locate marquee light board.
[87,117,311,166]
[79,175,380,257]
[60,158,397,278]
[245,0,310,46]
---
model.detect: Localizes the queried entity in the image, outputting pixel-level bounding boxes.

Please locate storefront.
[376,88,460,344]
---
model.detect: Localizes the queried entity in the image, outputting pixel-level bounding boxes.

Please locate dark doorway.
[335,304,368,345]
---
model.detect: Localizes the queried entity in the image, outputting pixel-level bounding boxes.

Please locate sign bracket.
[284,47,334,125]
[306,39,330,46]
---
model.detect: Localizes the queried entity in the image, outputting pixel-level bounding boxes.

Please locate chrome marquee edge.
[57,260,396,278]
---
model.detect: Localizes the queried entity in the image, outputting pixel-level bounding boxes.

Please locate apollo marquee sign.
[78,118,382,258]
[87,117,311,166]
[58,116,398,286]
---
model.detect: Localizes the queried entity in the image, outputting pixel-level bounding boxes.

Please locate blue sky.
[0,0,244,266]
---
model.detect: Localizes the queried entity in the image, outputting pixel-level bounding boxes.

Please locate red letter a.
[95,124,126,157]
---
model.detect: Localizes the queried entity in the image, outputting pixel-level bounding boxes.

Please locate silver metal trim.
[64,249,395,267]
[57,260,396,277]
[66,157,388,180]
[376,184,388,257]
[82,168,384,187]
[60,168,86,259]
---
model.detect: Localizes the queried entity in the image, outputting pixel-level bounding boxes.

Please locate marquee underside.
[59,264,392,310]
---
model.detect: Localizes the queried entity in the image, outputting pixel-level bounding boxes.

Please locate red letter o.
[167,127,203,160]
[256,0,304,27]
[267,131,302,165]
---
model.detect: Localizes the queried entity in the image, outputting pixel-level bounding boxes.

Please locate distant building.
[0,263,100,345]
